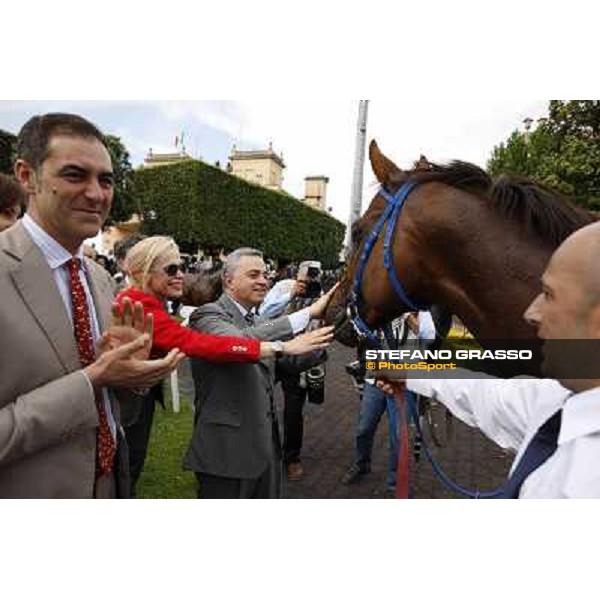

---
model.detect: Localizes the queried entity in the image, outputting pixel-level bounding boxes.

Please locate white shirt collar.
[22,213,84,269]
[558,386,600,445]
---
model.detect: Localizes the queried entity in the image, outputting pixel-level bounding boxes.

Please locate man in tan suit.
[0,113,184,498]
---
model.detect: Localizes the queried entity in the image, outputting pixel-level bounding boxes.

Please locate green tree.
[0,129,17,175]
[104,135,138,226]
[488,100,600,210]
[487,130,531,176]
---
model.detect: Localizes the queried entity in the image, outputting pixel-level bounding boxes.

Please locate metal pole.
[347,100,369,247]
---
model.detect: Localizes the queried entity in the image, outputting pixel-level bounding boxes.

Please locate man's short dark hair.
[0,173,27,212]
[16,113,107,170]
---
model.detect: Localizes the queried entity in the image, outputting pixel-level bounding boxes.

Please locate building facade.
[229,143,286,191]
[142,148,194,169]
[303,176,329,212]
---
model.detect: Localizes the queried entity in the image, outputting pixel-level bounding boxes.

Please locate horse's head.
[324,141,431,346]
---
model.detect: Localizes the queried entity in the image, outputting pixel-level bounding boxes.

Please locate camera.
[305,280,322,299]
[304,266,323,299]
[298,364,326,405]
[345,360,366,391]
[306,365,326,405]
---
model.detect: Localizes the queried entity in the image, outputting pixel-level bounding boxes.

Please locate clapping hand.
[88,297,186,390]
[98,297,153,360]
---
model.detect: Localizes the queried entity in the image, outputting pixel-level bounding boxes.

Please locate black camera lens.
[345,360,366,383]
[305,281,322,299]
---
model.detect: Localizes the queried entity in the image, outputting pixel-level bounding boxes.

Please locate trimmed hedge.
[134,160,345,267]
[0,129,16,175]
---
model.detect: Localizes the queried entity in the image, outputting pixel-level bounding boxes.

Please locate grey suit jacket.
[183,293,294,479]
[0,221,129,498]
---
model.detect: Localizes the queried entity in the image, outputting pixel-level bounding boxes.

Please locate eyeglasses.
[162,263,184,277]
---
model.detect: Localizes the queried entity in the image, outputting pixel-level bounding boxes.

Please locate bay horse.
[325,141,596,357]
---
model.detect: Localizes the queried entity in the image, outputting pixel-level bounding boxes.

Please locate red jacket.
[115,288,260,364]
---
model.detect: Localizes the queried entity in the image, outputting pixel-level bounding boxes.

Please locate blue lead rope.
[382,323,503,498]
[404,390,504,499]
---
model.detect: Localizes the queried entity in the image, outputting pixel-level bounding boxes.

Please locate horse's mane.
[390,161,597,247]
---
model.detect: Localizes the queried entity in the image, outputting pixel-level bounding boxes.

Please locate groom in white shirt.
[379,221,600,499]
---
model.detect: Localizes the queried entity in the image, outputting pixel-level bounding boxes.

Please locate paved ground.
[179,342,513,499]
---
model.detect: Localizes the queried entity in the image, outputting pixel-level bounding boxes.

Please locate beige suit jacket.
[0,221,128,498]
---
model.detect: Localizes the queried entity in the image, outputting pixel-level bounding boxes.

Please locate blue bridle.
[348,181,504,499]
[350,180,429,341]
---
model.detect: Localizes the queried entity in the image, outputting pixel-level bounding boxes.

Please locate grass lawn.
[136,396,198,499]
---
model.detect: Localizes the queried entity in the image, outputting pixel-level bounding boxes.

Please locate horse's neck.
[418,203,551,340]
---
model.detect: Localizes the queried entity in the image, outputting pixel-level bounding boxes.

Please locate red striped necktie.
[67,257,116,476]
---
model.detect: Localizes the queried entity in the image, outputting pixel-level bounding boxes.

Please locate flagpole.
[346,100,369,249]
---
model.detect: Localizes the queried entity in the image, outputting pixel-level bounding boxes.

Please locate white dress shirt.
[408,372,600,498]
[260,280,315,333]
[22,214,116,440]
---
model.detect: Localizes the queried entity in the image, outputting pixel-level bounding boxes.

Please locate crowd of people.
[1,111,599,499]
[0,112,333,499]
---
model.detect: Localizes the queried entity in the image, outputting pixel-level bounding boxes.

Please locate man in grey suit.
[184,248,334,498]
[0,113,184,498]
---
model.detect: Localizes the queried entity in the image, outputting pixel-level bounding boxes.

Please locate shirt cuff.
[288,308,310,334]
[80,368,96,398]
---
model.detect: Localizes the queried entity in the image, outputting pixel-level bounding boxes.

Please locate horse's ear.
[369,140,402,187]
[414,155,433,171]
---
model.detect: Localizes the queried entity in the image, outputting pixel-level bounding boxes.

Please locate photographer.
[261,261,328,481]
[342,312,436,497]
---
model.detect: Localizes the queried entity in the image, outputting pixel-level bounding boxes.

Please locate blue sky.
[0,99,549,226]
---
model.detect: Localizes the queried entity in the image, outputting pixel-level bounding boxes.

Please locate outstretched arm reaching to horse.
[376,373,568,453]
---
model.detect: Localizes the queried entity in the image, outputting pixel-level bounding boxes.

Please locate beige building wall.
[304,176,329,211]
[142,149,193,169]
[229,144,285,191]
[101,214,142,255]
